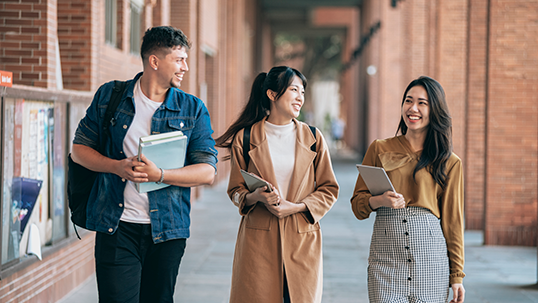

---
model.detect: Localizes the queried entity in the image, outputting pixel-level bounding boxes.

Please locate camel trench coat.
[227,118,339,303]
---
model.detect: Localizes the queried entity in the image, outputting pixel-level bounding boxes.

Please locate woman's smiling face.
[268,75,305,124]
[401,85,430,133]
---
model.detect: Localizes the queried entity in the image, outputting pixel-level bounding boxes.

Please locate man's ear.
[149,54,159,70]
[266,90,276,101]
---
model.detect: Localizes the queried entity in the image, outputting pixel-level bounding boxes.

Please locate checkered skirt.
[368,207,450,303]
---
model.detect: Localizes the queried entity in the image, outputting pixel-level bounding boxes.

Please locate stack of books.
[136,130,187,193]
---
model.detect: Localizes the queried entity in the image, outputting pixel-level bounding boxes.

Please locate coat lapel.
[248,118,279,190]
[287,120,317,201]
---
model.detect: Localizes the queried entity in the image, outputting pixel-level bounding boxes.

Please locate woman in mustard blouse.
[351,76,465,303]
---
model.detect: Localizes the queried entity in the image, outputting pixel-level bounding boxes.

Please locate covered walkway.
[60,152,538,303]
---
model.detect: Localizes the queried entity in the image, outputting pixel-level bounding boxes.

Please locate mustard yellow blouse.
[350,135,465,284]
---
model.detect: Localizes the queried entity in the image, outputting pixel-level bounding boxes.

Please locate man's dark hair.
[140,26,191,61]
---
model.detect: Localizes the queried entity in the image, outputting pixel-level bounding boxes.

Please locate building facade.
[1,0,537,301]
[353,0,538,246]
[0,0,268,301]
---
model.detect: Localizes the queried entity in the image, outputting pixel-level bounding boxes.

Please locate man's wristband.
[156,168,164,184]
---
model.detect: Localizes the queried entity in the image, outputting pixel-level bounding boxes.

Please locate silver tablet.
[356,164,396,196]
[240,169,273,193]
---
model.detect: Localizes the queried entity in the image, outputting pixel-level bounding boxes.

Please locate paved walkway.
[59,152,538,303]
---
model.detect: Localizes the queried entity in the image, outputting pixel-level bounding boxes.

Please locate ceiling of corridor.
[260,0,363,35]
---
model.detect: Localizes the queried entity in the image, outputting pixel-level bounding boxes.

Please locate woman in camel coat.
[216,66,339,303]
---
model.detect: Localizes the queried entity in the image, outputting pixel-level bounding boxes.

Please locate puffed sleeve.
[350,140,379,220]
[227,129,257,216]
[440,157,466,284]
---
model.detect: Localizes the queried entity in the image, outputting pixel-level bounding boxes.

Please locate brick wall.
[58,0,91,91]
[0,0,59,88]
[0,233,95,302]
[483,0,538,245]
[0,0,264,301]
[358,0,538,245]
[437,0,468,160]
[95,0,143,90]
[0,231,95,303]
[170,0,198,96]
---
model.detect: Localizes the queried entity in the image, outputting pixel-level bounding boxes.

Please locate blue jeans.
[95,221,186,303]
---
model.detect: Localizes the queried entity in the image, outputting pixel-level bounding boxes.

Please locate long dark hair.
[396,76,452,189]
[215,66,307,152]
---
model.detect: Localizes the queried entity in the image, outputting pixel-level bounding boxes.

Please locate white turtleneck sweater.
[264,121,296,199]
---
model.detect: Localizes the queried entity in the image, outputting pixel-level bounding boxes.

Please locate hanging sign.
[0,70,13,87]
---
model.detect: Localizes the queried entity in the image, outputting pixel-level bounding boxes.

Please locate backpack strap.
[309,125,316,152]
[309,125,318,175]
[100,80,127,153]
[243,124,252,168]
[71,80,127,239]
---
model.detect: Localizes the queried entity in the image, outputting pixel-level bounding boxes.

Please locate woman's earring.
[154,67,157,70]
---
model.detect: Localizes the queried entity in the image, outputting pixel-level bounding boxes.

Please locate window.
[1,99,68,266]
[130,0,143,54]
[105,0,117,46]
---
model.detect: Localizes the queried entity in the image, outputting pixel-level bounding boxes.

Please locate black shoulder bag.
[67,80,127,237]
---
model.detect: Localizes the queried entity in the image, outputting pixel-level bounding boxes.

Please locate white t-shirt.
[121,79,162,224]
[264,121,296,199]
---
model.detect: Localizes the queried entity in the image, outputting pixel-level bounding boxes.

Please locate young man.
[71,26,218,303]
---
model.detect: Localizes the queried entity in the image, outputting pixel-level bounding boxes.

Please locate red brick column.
[465,0,489,231]
[170,0,198,95]
[484,0,538,246]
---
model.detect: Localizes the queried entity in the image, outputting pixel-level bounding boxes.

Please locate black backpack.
[67,80,127,237]
[242,124,317,168]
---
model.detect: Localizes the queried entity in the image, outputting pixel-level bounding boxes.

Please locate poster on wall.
[12,177,43,234]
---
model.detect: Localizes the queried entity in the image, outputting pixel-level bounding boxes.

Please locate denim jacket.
[73,72,218,243]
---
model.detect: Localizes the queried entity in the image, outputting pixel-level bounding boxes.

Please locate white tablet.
[356,164,396,196]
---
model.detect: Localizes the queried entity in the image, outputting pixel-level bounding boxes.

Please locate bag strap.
[309,125,316,152]
[242,124,316,169]
[100,80,127,153]
[310,125,318,174]
[71,80,127,240]
[243,124,252,168]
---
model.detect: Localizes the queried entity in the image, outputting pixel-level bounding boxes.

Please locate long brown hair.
[396,76,452,189]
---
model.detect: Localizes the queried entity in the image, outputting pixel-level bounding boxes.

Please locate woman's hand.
[245,185,280,206]
[266,199,306,219]
[450,283,465,303]
[368,191,405,210]
[265,188,307,218]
